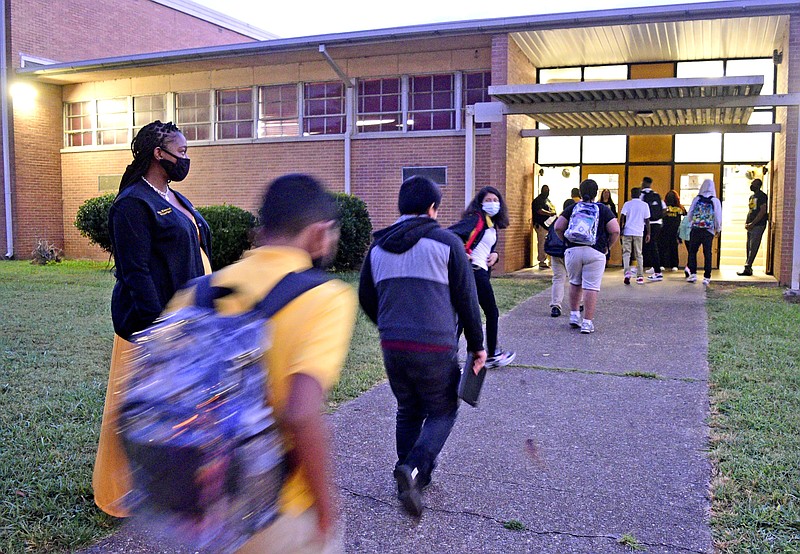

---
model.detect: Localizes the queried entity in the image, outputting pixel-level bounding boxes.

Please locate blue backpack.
[564,202,600,246]
[119,269,329,553]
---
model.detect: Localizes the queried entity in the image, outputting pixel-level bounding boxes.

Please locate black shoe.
[550,306,561,317]
[393,465,422,517]
[737,267,753,276]
[579,305,584,313]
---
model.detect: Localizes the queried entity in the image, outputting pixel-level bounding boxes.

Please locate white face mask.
[482,201,500,216]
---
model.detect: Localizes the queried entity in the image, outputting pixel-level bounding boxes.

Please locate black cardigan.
[448,211,498,258]
[109,180,212,339]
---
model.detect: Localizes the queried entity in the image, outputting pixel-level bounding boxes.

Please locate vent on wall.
[402,166,447,186]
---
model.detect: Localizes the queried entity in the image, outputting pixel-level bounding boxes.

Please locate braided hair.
[118,120,181,193]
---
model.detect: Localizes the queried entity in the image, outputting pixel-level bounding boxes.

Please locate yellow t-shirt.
[168,246,357,516]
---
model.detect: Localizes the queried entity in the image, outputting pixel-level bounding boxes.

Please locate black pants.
[745,224,767,268]
[457,267,499,356]
[658,226,680,269]
[643,223,662,273]
[383,348,460,480]
[688,228,714,278]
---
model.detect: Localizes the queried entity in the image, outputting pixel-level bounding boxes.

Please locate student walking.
[167,174,357,553]
[554,179,620,334]
[359,176,486,517]
[449,186,516,369]
[660,190,687,271]
[640,177,666,281]
[685,179,723,285]
[619,187,651,285]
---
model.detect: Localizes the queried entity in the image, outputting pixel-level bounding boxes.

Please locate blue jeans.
[382,348,460,480]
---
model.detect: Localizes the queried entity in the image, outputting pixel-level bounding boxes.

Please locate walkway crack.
[508,363,708,383]
[339,487,709,554]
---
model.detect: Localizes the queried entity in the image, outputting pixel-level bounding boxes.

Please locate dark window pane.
[383,78,400,93]
[433,74,453,90]
[362,96,380,113]
[431,111,452,130]
[237,122,252,137]
[382,95,399,112]
[361,79,380,95]
[412,93,431,111]
[326,98,342,114]
[432,91,452,110]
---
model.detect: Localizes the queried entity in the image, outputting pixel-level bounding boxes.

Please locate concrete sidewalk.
[333,270,713,553]
[78,269,714,554]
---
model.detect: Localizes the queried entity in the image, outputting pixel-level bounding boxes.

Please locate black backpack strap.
[191,274,236,309]
[254,269,332,319]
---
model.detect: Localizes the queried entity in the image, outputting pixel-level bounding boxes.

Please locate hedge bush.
[196,204,257,270]
[74,193,115,254]
[332,193,372,271]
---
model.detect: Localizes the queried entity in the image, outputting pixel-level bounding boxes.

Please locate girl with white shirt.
[449,186,515,369]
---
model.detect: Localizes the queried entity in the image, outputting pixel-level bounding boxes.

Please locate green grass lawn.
[707,286,800,552]
[0,260,545,553]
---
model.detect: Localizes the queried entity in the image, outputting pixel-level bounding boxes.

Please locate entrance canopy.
[476,76,790,136]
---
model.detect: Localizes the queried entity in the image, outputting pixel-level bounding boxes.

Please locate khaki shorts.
[565,246,606,292]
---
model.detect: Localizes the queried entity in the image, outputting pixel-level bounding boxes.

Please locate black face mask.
[750,184,760,192]
[159,149,190,182]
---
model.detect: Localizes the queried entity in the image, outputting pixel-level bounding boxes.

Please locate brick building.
[0,0,273,263]
[6,0,800,287]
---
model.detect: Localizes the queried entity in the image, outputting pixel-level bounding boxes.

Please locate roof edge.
[17,0,798,79]
[149,0,278,41]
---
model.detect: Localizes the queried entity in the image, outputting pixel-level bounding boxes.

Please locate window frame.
[175,90,213,143]
[408,72,457,132]
[303,80,346,136]
[215,87,255,140]
[257,83,301,138]
[355,76,403,134]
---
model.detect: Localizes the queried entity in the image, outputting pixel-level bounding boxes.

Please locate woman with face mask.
[449,186,515,369]
[93,120,212,517]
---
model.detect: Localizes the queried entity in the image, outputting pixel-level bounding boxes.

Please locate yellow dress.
[93,247,211,517]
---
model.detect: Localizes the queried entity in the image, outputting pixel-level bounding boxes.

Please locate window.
[726,58,775,95]
[303,81,345,135]
[176,91,211,141]
[675,133,722,163]
[357,77,401,132]
[409,74,455,131]
[584,65,627,81]
[539,67,581,84]
[463,71,491,129]
[96,98,129,146]
[258,84,299,137]
[217,88,253,139]
[677,61,724,79]
[65,101,93,147]
[133,95,166,135]
[582,135,626,164]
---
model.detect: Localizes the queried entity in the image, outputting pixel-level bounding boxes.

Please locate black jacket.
[109,180,212,339]
[358,216,484,352]
[449,211,497,258]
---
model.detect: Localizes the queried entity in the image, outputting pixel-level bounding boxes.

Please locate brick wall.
[490,34,537,273]
[9,0,256,69]
[11,82,64,256]
[60,135,492,260]
[774,13,800,286]
[350,135,491,232]
[61,140,347,258]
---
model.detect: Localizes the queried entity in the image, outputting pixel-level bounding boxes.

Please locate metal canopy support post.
[465,105,475,207]
[793,106,800,290]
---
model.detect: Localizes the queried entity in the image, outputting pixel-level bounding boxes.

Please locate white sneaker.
[485,350,516,369]
[686,274,697,283]
[645,267,655,275]
[580,320,595,334]
[671,267,679,272]
[647,273,663,282]
[702,278,711,286]
[569,312,581,328]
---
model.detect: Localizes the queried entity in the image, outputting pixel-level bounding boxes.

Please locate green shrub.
[74,193,115,254]
[332,193,372,271]
[196,204,257,270]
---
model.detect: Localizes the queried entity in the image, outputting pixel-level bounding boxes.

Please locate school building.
[4,0,800,287]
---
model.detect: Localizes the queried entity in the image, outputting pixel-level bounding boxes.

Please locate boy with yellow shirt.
[168,174,356,553]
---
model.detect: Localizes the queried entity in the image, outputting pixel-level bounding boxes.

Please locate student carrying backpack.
[685,179,722,286]
[691,194,715,229]
[642,189,664,222]
[119,270,329,553]
[564,201,600,246]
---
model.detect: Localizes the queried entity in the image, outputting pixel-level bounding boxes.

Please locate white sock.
[583,318,593,325]
[571,310,580,318]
